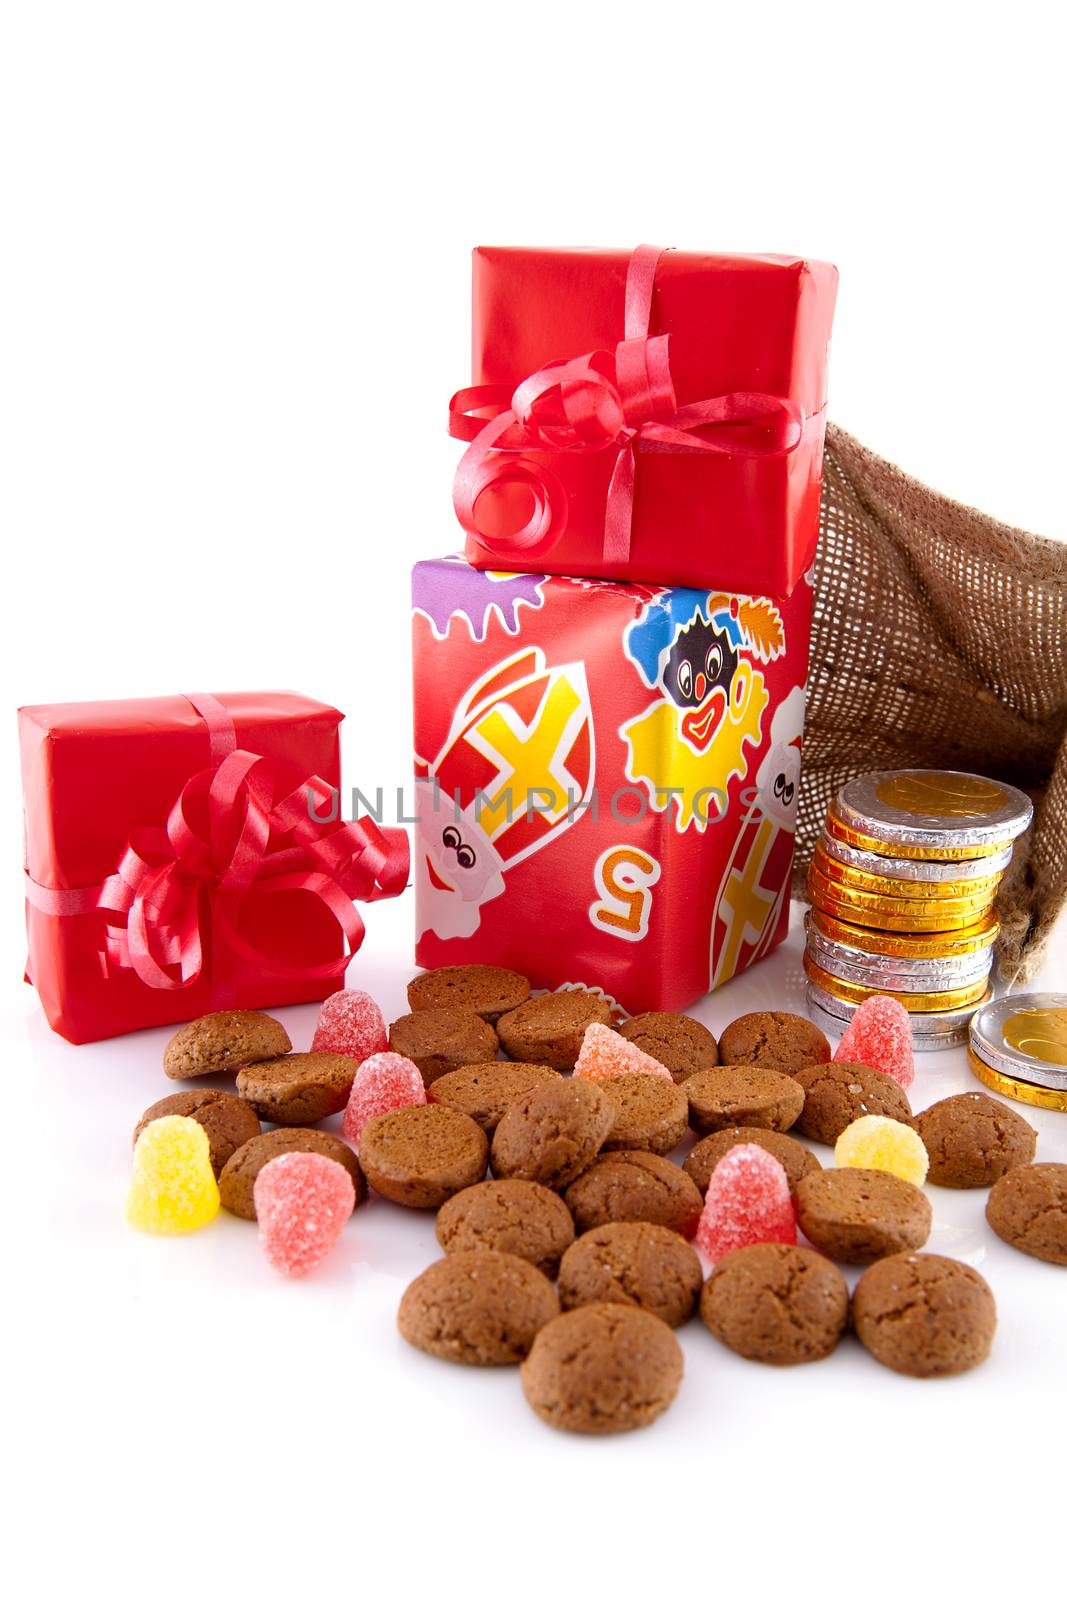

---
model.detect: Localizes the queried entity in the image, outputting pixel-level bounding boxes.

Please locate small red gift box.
[449,245,837,597]
[19,691,408,1044]
[412,558,811,1014]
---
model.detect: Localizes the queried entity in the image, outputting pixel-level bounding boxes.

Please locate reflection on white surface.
[8,894,1067,1584]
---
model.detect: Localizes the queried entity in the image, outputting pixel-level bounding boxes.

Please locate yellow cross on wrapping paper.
[473,676,583,838]
[716,816,779,984]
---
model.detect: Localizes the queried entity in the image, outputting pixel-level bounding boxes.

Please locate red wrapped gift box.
[19,691,407,1044]
[449,245,837,598]
[412,558,811,1014]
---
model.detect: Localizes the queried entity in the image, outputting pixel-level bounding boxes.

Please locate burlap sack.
[797,423,1067,984]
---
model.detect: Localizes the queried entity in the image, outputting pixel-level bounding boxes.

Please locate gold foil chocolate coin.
[802,954,991,1013]
[875,771,1007,817]
[1003,1007,1067,1066]
[808,907,1000,960]
[967,1049,1067,1113]
[806,982,977,1051]
[804,927,993,995]
[835,769,1033,854]
[818,830,1013,884]
[825,803,999,862]
[807,867,997,931]
[812,842,1004,903]
[969,994,1067,1091]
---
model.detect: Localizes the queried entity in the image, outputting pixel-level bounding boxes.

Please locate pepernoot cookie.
[564,1150,703,1239]
[407,964,530,1023]
[794,1060,913,1146]
[617,1012,718,1083]
[387,1008,498,1087]
[491,1078,614,1190]
[718,1010,830,1075]
[428,1060,559,1133]
[853,1252,997,1376]
[359,1103,488,1209]
[235,1053,355,1126]
[685,1065,805,1135]
[684,1127,821,1196]
[701,1243,850,1365]
[912,1092,1037,1188]
[436,1179,575,1276]
[557,1222,702,1327]
[522,1303,683,1434]
[496,991,613,1068]
[796,1167,932,1265]
[218,1127,365,1220]
[399,1250,559,1365]
[133,1088,260,1179]
[601,1074,690,1155]
[163,1010,291,1080]
[986,1163,1067,1264]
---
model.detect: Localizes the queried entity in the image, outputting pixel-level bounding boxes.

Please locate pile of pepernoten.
[127,970,1067,1435]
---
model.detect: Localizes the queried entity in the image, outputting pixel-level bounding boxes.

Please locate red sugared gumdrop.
[312,989,387,1061]
[342,1051,426,1147]
[254,1152,355,1278]
[833,994,915,1090]
[573,1022,673,1083]
[697,1143,796,1264]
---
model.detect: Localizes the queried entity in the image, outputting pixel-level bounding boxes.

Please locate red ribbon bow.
[92,701,408,1004]
[449,244,806,566]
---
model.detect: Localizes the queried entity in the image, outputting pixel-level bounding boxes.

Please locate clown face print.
[622,590,786,833]
[663,614,739,753]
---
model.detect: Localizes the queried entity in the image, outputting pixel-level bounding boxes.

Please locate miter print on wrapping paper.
[415,646,594,940]
[621,589,787,832]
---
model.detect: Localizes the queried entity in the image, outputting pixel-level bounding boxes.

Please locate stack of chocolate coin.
[968,993,1067,1112]
[805,769,1033,1049]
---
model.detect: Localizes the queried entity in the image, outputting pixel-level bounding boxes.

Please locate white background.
[2,3,1065,1596]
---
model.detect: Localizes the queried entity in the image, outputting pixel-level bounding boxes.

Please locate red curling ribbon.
[35,696,409,1008]
[449,244,805,566]
[184,690,238,763]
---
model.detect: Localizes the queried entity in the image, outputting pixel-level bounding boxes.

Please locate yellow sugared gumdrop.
[834,1114,929,1186]
[127,1115,220,1234]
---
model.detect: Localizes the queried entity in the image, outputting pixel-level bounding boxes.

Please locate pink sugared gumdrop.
[253,1152,355,1278]
[342,1052,426,1147]
[833,994,915,1090]
[312,989,387,1061]
[696,1144,796,1264]
[573,1022,673,1083]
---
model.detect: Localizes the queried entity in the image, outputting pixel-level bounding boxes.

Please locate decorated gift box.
[19,691,408,1044]
[449,244,837,597]
[412,557,812,1014]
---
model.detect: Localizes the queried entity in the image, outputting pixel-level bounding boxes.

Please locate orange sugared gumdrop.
[573,1022,673,1083]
